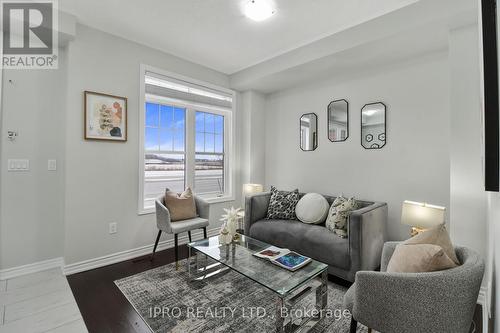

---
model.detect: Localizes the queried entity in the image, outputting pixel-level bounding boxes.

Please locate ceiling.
[230,0,477,93]
[59,0,419,74]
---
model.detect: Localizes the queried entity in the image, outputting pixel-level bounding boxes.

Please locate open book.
[253,246,312,271]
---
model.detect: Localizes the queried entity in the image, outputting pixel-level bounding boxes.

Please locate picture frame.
[84,91,128,141]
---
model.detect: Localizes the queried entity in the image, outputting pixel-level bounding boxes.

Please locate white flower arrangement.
[218,207,242,244]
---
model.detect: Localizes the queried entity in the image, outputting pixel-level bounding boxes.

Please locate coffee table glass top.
[187,235,328,296]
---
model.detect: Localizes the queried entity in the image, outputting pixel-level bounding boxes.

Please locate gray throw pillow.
[266,186,300,220]
[325,197,360,238]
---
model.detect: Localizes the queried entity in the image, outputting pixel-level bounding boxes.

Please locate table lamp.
[242,184,264,201]
[401,200,446,237]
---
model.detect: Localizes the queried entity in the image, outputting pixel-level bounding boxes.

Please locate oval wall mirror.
[328,99,349,142]
[300,113,318,151]
[361,102,386,149]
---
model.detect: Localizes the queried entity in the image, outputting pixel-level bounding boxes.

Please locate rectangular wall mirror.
[328,99,349,142]
[300,113,318,151]
[361,102,386,149]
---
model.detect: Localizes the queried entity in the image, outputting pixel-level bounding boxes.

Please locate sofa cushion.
[169,217,209,234]
[249,219,350,270]
[266,186,300,220]
[295,193,329,224]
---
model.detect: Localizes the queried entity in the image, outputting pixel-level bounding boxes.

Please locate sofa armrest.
[352,267,483,333]
[244,192,271,235]
[348,202,388,274]
[195,196,210,220]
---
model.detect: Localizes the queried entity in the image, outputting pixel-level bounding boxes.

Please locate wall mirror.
[361,102,386,149]
[328,99,349,142]
[300,113,318,151]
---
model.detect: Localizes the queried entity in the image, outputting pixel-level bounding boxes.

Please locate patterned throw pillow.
[266,186,300,220]
[325,197,360,238]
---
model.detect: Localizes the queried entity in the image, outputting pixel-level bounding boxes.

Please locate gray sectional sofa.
[244,192,388,282]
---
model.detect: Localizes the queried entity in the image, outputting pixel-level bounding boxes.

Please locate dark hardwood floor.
[67,245,191,333]
[67,244,350,333]
[68,246,482,333]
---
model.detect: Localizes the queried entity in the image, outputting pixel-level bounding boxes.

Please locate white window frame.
[138,64,236,215]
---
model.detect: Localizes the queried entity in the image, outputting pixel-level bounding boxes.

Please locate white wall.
[0,23,244,270]
[265,53,451,241]
[62,25,241,265]
[0,48,68,268]
[448,24,487,259]
[487,193,499,331]
[241,91,266,188]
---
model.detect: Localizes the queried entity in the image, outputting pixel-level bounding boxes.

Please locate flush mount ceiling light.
[244,0,275,21]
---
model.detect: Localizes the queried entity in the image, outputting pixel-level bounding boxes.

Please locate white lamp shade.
[242,184,264,197]
[401,200,446,229]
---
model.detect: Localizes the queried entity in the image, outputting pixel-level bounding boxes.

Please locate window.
[195,111,224,195]
[139,66,234,213]
[144,103,186,205]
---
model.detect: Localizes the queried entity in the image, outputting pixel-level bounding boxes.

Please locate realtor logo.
[1,0,58,69]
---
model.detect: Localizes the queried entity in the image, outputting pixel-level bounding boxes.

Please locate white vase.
[219,226,232,245]
[227,218,237,239]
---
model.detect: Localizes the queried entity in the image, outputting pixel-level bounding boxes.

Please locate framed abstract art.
[84,91,127,141]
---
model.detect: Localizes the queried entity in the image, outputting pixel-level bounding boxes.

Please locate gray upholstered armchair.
[344,241,484,333]
[152,195,210,268]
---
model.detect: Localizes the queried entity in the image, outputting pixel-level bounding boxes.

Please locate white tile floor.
[0,268,87,333]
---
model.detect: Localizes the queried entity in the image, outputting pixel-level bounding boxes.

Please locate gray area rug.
[115,260,368,333]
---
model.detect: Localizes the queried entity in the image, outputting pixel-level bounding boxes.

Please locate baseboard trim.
[63,227,220,275]
[0,257,64,280]
[0,228,221,279]
[478,286,489,333]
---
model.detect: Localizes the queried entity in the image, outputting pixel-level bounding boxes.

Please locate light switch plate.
[109,222,117,234]
[48,159,57,171]
[7,159,29,171]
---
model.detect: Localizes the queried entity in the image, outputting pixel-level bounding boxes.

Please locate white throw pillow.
[295,193,329,224]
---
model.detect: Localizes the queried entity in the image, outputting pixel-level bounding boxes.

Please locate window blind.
[145,71,233,109]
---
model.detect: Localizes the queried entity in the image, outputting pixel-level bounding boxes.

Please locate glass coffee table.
[187,235,328,333]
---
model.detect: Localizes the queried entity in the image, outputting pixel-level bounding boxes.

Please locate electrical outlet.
[109,222,117,234]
